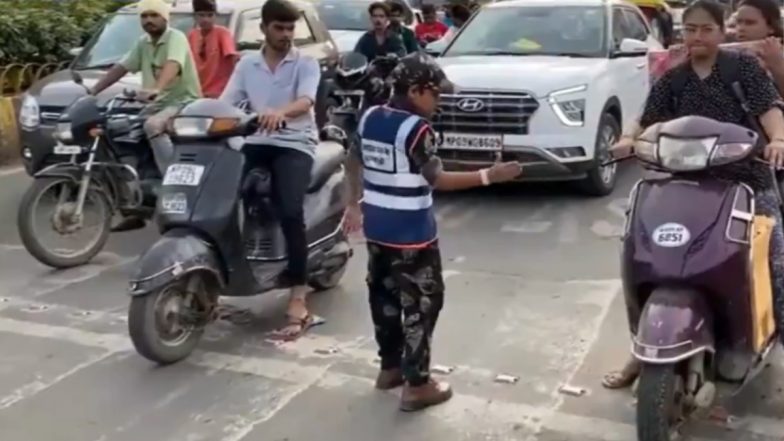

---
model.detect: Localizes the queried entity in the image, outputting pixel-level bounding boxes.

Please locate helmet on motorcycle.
[389,52,455,96]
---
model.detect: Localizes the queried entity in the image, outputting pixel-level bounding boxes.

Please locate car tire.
[578,113,620,197]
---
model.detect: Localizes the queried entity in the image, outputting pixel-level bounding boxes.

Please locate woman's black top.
[639,51,780,190]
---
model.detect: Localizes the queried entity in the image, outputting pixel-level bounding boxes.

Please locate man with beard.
[188,0,239,98]
[354,2,407,61]
[220,0,322,341]
[90,0,201,231]
[387,1,419,53]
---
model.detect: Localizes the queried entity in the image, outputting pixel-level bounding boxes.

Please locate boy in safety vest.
[343,53,522,411]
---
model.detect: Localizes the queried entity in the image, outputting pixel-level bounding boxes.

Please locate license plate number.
[440,133,503,151]
[163,164,205,186]
[53,144,82,155]
[160,193,188,214]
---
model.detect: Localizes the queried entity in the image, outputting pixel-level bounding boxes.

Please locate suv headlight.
[547,85,587,127]
[19,95,40,130]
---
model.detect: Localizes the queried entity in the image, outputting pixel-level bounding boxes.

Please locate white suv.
[433,0,662,196]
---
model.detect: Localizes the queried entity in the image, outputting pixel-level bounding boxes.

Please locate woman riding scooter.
[603,0,784,390]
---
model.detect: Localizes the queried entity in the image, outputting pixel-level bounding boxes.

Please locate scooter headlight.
[657,136,716,171]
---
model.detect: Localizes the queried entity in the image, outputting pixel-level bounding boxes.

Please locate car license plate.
[53,144,82,155]
[163,164,205,186]
[160,193,188,214]
[440,133,503,151]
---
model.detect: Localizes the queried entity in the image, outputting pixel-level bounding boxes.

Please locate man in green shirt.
[91,0,201,231]
[387,1,419,53]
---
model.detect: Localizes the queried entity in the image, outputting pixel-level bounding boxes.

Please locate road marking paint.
[0,315,779,440]
[501,221,552,234]
[590,220,623,238]
[500,202,554,234]
[0,351,119,410]
[441,205,478,229]
[0,166,23,177]
[558,209,579,243]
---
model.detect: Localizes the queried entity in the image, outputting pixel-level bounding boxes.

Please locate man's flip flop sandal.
[268,314,326,342]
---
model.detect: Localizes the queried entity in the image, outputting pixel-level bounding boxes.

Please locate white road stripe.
[0,166,24,177]
[0,315,779,440]
[558,208,579,243]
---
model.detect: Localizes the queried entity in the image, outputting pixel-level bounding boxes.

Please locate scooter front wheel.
[128,280,205,365]
[636,363,687,441]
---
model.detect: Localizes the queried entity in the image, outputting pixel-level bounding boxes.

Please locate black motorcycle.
[17,74,159,269]
[328,52,399,140]
[126,98,352,365]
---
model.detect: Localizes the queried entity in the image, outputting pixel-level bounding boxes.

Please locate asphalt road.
[0,163,781,441]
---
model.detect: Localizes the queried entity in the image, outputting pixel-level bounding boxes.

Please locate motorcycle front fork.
[71,136,101,223]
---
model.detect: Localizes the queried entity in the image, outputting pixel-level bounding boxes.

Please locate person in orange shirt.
[188,0,239,98]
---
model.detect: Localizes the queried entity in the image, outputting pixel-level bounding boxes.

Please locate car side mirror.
[614,38,648,57]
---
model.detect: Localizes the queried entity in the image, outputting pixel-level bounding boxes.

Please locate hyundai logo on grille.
[456,98,485,112]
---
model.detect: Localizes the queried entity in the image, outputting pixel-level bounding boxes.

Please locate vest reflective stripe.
[358,105,437,245]
[364,190,433,210]
[363,169,429,188]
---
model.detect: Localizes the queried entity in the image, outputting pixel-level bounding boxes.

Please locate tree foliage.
[0,0,128,65]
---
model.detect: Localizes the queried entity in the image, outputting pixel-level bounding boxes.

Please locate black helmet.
[390,52,455,95]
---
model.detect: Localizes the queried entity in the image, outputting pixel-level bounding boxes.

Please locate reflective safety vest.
[357,105,437,247]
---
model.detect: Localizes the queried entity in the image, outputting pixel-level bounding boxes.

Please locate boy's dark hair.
[387,1,405,14]
[682,0,726,29]
[262,0,300,23]
[421,4,436,14]
[368,1,391,16]
[450,4,471,21]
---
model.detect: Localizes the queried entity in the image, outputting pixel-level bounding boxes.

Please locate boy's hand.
[486,162,522,183]
[343,204,363,235]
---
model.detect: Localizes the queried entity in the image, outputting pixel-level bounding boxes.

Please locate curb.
[0,96,20,166]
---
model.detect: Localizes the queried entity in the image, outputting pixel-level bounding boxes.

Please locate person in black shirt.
[354,2,406,61]
[387,1,419,53]
[603,0,784,390]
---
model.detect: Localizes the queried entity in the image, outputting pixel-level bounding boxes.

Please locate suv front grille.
[433,90,539,135]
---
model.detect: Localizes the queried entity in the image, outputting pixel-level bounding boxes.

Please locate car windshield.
[74,12,230,70]
[315,1,369,30]
[443,6,607,58]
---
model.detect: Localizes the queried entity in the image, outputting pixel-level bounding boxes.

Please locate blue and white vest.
[358,105,437,246]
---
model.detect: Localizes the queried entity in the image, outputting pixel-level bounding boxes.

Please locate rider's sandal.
[601,369,639,389]
[269,314,325,341]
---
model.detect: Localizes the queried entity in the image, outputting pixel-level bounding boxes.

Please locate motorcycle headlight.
[19,95,40,130]
[54,122,73,143]
[657,136,716,171]
[172,117,241,137]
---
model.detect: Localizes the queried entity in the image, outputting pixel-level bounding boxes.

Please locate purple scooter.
[613,115,780,441]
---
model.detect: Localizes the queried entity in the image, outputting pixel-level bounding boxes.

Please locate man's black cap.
[390,52,455,95]
[193,0,217,12]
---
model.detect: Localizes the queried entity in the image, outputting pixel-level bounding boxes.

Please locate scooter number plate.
[160,193,188,214]
[163,164,205,186]
[53,144,82,155]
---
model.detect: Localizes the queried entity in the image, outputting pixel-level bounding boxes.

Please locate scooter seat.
[308,141,344,193]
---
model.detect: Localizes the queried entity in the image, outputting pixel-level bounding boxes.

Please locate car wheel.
[578,113,620,197]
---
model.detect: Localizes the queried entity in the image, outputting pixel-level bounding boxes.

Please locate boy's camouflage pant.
[366,241,445,387]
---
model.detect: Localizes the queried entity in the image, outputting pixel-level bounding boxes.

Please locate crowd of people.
[354,1,474,61]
